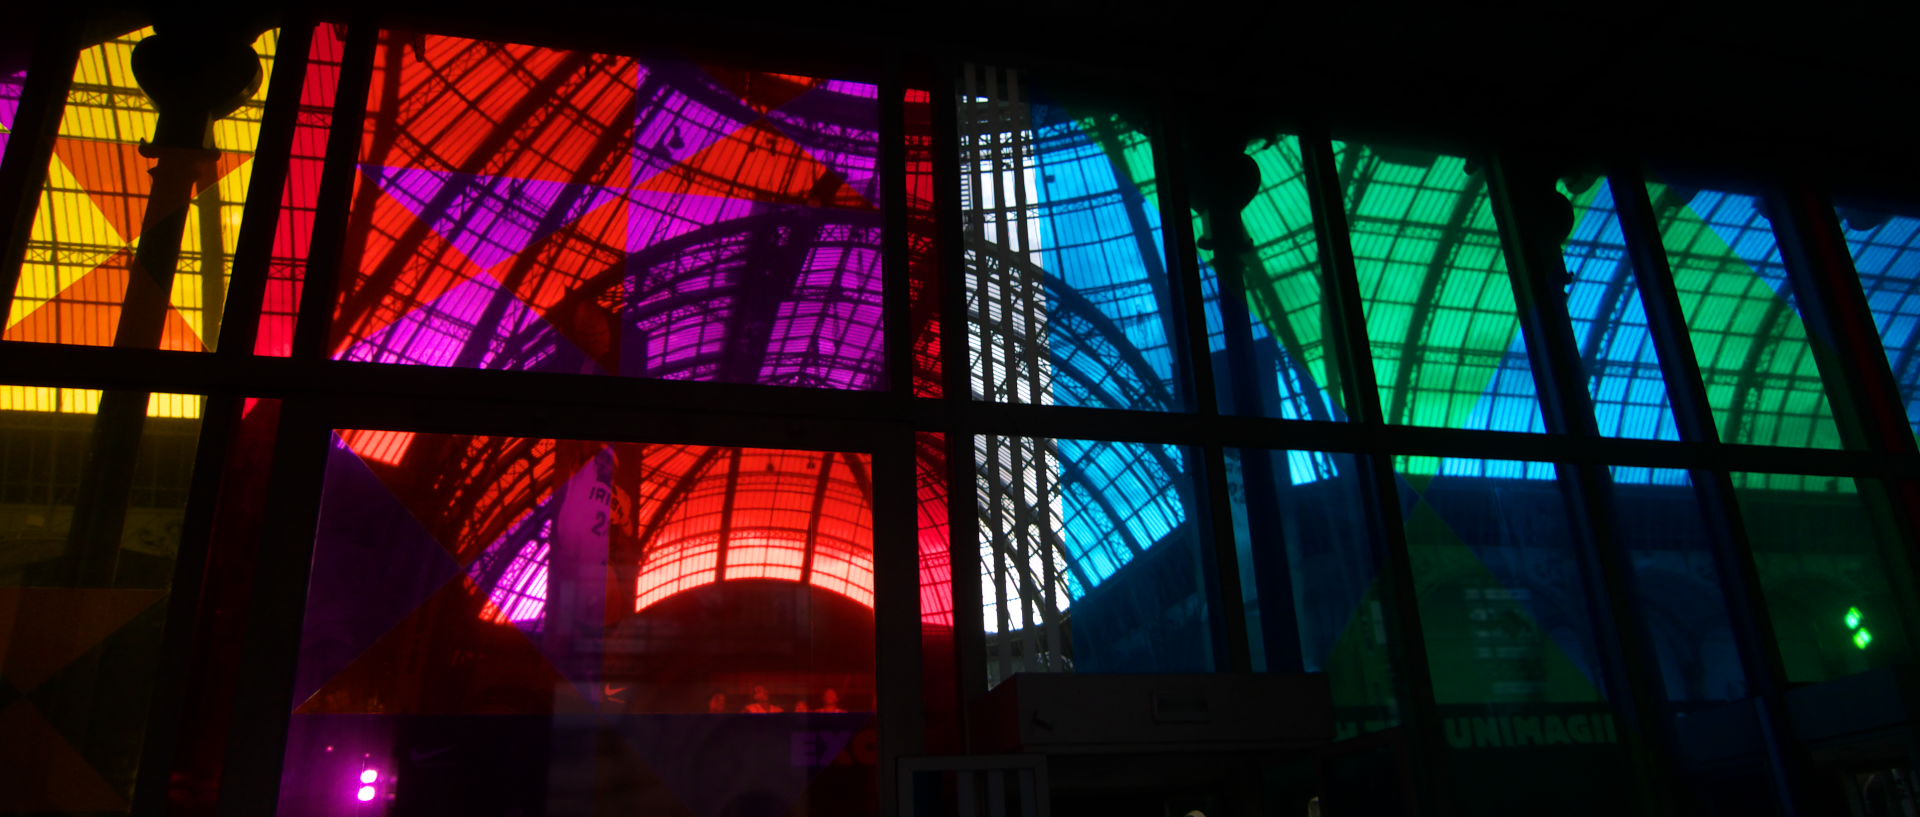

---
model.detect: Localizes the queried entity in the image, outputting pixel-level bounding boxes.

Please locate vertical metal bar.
[0,11,81,319]
[881,49,912,402]
[213,20,311,358]
[935,55,988,745]
[1299,127,1450,816]
[288,21,376,361]
[212,397,332,816]
[1610,169,1818,817]
[1154,98,1252,673]
[875,429,923,817]
[1485,152,1682,816]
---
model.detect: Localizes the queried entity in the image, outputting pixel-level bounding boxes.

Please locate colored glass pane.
[0,387,203,814]
[1730,472,1914,683]
[1197,135,1344,420]
[1397,457,1633,812]
[906,89,942,397]
[1563,180,1681,441]
[975,435,1211,685]
[1228,449,1398,737]
[1608,468,1746,705]
[255,23,346,357]
[0,60,24,162]
[1649,184,1842,448]
[1835,207,1920,439]
[1335,142,1545,433]
[328,32,885,389]
[958,66,1183,411]
[282,432,883,815]
[6,28,281,353]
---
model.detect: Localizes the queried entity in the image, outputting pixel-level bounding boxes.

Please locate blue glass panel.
[1836,208,1920,438]
[1563,182,1682,440]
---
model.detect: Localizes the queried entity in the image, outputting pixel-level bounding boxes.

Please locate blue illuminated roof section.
[1562,181,1681,441]
[1836,209,1920,438]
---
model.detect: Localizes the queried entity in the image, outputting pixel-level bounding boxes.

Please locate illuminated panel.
[1196,134,1343,421]
[975,435,1210,680]
[1835,208,1920,438]
[1562,180,1681,443]
[917,432,952,628]
[0,64,23,161]
[6,27,279,353]
[1335,141,1545,439]
[256,23,346,356]
[1651,184,1841,448]
[331,32,885,389]
[958,66,1182,412]
[907,88,942,397]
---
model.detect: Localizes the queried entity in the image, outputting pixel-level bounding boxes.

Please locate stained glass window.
[1336,142,1545,434]
[958,66,1184,412]
[1197,135,1345,420]
[1650,184,1842,448]
[324,32,886,389]
[1834,206,1920,439]
[254,24,345,357]
[5,27,280,355]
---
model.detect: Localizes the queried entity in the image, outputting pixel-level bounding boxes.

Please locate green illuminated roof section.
[1651,185,1841,449]
[1336,141,1546,433]
[1195,135,1343,421]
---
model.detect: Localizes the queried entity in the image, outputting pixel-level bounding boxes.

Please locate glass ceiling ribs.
[957,64,1180,412]
[328,32,887,388]
[1334,141,1547,440]
[3,28,280,421]
[1650,184,1842,449]
[1836,208,1920,439]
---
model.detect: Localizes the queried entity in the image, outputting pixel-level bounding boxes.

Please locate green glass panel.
[1336,142,1545,432]
[1649,184,1843,448]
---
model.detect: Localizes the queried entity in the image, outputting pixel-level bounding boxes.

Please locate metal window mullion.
[0,12,83,322]
[1608,168,1817,816]
[1299,127,1451,816]
[289,20,378,362]
[1485,153,1682,816]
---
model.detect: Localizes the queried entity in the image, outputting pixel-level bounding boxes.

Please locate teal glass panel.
[974,435,1212,686]
[1731,472,1914,683]
[1195,135,1344,420]
[1834,207,1920,439]
[1228,449,1397,738]
[958,67,1183,412]
[1563,180,1682,442]
[1334,142,1546,433]
[1649,184,1842,448]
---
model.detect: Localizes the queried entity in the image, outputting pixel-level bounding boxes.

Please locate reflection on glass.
[1196,135,1345,421]
[1396,456,1632,813]
[1649,184,1841,448]
[975,436,1211,685]
[0,388,204,814]
[1335,142,1545,433]
[1608,468,1746,705]
[1731,472,1913,683]
[1834,206,1920,439]
[329,32,886,389]
[958,66,1183,411]
[1227,449,1396,737]
[1563,180,1681,442]
[5,28,280,352]
[279,434,883,816]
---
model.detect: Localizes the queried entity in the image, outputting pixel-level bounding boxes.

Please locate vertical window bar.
[287,20,376,361]
[1299,126,1449,816]
[881,51,910,399]
[1485,153,1682,816]
[1154,98,1251,674]
[0,12,83,321]
[1609,168,1818,817]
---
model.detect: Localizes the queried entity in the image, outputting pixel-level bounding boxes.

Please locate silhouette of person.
[742,685,783,713]
[816,688,844,713]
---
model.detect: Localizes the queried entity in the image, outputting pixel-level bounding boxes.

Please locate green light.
[1846,607,1864,629]
[1854,628,1874,650]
